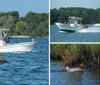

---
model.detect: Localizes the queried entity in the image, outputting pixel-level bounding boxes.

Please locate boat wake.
[59,31,67,33]
[32,50,39,53]
[79,27,100,33]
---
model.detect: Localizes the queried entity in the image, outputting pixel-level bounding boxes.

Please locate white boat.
[0,41,36,53]
[55,17,85,32]
[0,28,36,53]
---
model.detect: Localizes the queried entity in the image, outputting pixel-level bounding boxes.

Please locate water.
[51,61,100,85]
[0,38,48,85]
[50,26,100,42]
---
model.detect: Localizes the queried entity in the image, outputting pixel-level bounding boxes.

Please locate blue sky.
[0,0,48,17]
[51,0,100,9]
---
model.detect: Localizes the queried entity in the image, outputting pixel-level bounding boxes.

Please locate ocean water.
[50,26,100,42]
[0,38,48,85]
[51,61,100,85]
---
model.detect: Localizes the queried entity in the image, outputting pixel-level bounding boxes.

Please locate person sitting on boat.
[3,33,10,45]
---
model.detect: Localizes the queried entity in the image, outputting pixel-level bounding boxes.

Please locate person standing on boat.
[3,33,10,45]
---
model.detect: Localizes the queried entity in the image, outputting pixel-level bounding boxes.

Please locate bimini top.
[0,28,9,32]
[0,28,9,39]
[68,17,82,20]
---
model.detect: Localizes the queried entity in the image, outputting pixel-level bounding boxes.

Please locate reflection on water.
[51,62,99,85]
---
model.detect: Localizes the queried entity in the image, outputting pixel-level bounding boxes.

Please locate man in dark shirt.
[3,33,10,45]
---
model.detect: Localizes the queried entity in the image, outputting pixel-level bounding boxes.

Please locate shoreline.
[10,35,48,38]
[10,36,30,38]
[50,24,93,26]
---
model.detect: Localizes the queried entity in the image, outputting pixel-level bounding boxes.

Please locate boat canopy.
[68,17,82,25]
[68,17,82,20]
[0,28,9,32]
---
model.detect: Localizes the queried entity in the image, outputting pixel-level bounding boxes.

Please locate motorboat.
[65,66,83,72]
[55,17,85,32]
[0,28,36,53]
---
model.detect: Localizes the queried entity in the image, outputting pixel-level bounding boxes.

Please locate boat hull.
[0,41,36,53]
[56,22,81,32]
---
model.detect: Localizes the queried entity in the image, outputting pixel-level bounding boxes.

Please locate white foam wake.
[79,26,100,33]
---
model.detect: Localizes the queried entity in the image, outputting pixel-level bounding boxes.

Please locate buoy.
[0,56,8,63]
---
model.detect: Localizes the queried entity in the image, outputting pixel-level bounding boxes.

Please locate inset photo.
[50,0,100,42]
[50,44,100,85]
[0,0,49,85]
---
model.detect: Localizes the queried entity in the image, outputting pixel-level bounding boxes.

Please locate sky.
[51,0,100,9]
[0,0,48,17]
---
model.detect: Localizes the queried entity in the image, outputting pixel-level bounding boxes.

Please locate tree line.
[0,11,48,37]
[50,44,100,67]
[50,7,100,25]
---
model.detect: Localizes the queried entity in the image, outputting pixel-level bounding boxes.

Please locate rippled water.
[51,61,100,85]
[0,38,48,85]
[50,26,100,42]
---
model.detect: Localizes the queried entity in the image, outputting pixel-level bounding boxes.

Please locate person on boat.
[3,33,10,45]
[81,24,85,28]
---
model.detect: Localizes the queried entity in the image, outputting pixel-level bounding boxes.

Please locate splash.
[79,26,100,33]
